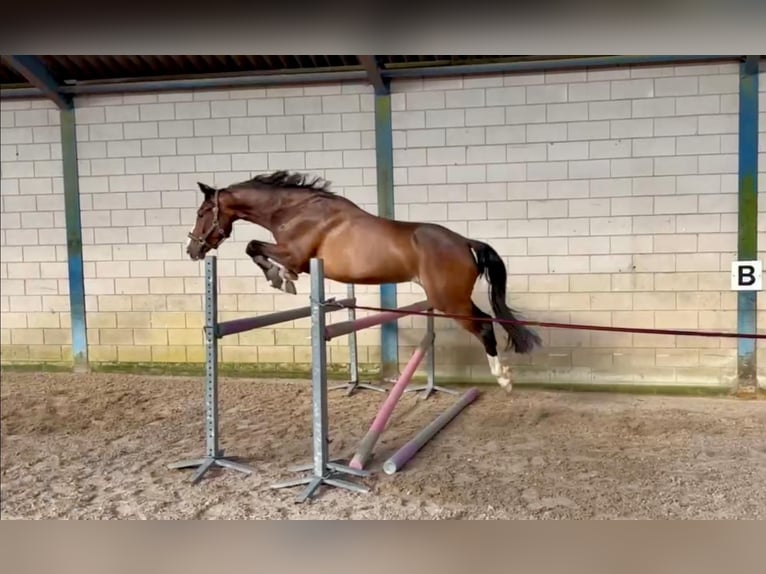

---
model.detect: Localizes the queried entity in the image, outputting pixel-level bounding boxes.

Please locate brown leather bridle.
[187,188,229,251]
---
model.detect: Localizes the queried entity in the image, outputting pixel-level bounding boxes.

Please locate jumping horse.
[186,170,541,391]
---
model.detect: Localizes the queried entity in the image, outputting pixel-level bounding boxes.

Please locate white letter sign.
[731,260,762,291]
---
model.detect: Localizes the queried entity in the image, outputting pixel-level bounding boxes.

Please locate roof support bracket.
[743,54,759,75]
[2,55,71,109]
[357,55,389,95]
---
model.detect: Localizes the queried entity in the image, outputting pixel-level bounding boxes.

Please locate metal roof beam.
[2,55,71,109]
[1,69,368,99]
[357,55,389,95]
[381,55,742,79]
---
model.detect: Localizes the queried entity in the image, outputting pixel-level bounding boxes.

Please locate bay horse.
[186,170,541,391]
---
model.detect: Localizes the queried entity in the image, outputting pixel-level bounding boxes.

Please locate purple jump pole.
[382,387,480,475]
[217,297,355,338]
[325,300,431,341]
[348,330,434,470]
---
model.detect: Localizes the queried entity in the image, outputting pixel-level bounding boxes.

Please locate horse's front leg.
[245,240,300,294]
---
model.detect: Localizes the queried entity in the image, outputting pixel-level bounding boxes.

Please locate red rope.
[329,301,766,340]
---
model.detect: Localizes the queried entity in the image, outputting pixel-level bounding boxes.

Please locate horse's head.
[186,182,235,260]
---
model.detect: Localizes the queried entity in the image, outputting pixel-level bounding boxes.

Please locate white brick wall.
[0,98,70,362]
[1,60,764,388]
[391,62,746,385]
[70,82,380,364]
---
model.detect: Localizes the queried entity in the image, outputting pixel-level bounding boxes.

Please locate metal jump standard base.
[270,258,371,502]
[167,256,255,484]
[403,312,459,400]
[169,256,357,491]
[329,282,388,397]
[325,296,453,401]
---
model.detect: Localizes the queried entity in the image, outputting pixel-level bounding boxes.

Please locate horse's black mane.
[240,170,336,196]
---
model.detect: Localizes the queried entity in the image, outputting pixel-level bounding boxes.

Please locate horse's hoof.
[284,280,297,295]
[498,378,513,394]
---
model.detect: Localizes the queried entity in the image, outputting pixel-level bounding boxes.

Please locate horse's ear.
[197,182,216,199]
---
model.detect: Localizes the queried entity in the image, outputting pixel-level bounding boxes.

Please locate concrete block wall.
[72,82,386,370]
[0,99,71,363]
[1,59,764,388]
[388,61,760,387]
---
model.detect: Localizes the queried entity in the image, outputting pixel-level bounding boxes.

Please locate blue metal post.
[5,56,90,371]
[737,56,760,394]
[60,105,89,371]
[373,84,398,379]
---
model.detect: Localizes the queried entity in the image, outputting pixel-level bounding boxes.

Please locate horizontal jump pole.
[325,300,431,341]
[348,330,434,470]
[217,297,356,338]
[382,387,480,475]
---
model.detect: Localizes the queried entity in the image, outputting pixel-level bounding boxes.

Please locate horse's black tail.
[470,240,542,354]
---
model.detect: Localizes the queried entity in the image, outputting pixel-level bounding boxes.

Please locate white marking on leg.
[488,353,513,391]
[486,354,499,377]
[496,352,513,393]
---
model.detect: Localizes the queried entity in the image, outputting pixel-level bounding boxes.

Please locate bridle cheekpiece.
[187,188,229,251]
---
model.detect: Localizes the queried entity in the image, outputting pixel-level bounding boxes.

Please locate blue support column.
[736,56,760,394]
[5,55,89,370]
[60,105,88,371]
[373,81,398,379]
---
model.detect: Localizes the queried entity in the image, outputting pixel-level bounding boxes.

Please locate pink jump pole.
[348,330,434,470]
[325,300,431,341]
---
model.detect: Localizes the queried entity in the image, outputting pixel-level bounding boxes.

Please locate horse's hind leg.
[418,257,514,392]
[437,299,513,392]
[470,303,513,392]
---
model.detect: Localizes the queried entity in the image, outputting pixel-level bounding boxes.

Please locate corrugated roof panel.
[0,63,26,84]
[3,55,558,88]
[4,55,708,91]
[2,55,364,86]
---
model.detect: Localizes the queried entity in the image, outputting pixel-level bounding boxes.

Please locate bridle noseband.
[188,188,230,251]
